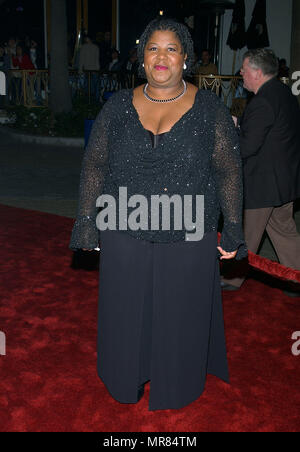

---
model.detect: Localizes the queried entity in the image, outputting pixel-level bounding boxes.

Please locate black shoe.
[137,384,144,401]
[282,281,300,298]
[282,289,300,298]
[220,281,240,291]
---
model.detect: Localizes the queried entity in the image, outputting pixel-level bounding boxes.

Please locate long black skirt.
[97,229,229,411]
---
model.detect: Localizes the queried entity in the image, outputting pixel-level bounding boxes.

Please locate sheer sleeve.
[69,98,113,251]
[212,100,248,260]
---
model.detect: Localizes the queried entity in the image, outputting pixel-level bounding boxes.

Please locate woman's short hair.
[137,17,194,78]
[243,48,279,77]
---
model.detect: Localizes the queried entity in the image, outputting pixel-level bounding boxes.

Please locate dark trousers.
[222,201,300,288]
[97,229,229,411]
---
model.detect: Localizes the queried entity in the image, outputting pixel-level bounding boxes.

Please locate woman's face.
[143,30,187,87]
[16,46,23,56]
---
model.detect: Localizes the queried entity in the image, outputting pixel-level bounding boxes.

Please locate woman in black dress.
[69,18,247,411]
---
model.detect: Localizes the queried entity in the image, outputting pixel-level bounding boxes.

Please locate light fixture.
[159,10,163,16]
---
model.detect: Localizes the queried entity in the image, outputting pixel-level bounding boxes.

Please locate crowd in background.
[0,30,291,107]
[0,36,42,71]
[0,31,142,105]
[0,36,43,106]
[74,31,139,79]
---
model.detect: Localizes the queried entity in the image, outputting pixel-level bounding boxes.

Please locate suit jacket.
[240,77,300,209]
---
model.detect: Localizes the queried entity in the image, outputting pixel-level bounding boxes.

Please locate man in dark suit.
[222,48,300,296]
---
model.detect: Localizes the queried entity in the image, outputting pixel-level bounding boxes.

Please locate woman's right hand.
[217,246,237,260]
[82,245,100,251]
[232,115,238,127]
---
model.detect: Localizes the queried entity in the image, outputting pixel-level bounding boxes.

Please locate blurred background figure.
[99,47,122,99]
[79,35,100,101]
[79,35,100,73]
[123,47,139,75]
[0,45,10,107]
[278,58,289,78]
[12,44,35,70]
[190,50,200,74]
[4,38,17,105]
[12,44,35,104]
[197,49,218,75]
[0,44,10,71]
[6,37,17,60]
[99,31,112,70]
[28,39,42,69]
[106,48,122,72]
[28,39,43,105]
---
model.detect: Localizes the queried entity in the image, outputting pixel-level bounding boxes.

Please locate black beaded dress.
[69,87,247,411]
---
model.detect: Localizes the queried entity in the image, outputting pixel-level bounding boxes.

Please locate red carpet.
[0,204,299,432]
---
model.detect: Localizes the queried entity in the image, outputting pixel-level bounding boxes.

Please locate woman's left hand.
[217,246,238,260]
[232,115,238,127]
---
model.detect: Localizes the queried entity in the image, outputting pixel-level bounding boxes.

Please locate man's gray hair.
[243,48,279,77]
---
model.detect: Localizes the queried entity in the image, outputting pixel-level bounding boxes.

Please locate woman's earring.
[142,63,144,67]
[183,62,187,70]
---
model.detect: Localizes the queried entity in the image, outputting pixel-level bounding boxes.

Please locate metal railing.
[192,74,248,117]
[5,69,49,107]
[192,75,291,116]
[2,70,290,111]
[4,69,137,108]
[193,75,242,105]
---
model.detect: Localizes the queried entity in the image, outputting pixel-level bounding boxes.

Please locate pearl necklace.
[143,80,187,103]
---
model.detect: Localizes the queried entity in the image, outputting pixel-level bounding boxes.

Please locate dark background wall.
[0,0,44,45]
[0,0,222,67]
[119,0,219,61]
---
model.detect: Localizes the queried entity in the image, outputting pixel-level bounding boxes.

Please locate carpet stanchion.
[217,232,300,283]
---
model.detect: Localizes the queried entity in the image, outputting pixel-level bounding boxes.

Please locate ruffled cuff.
[69,215,100,251]
[218,223,248,261]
